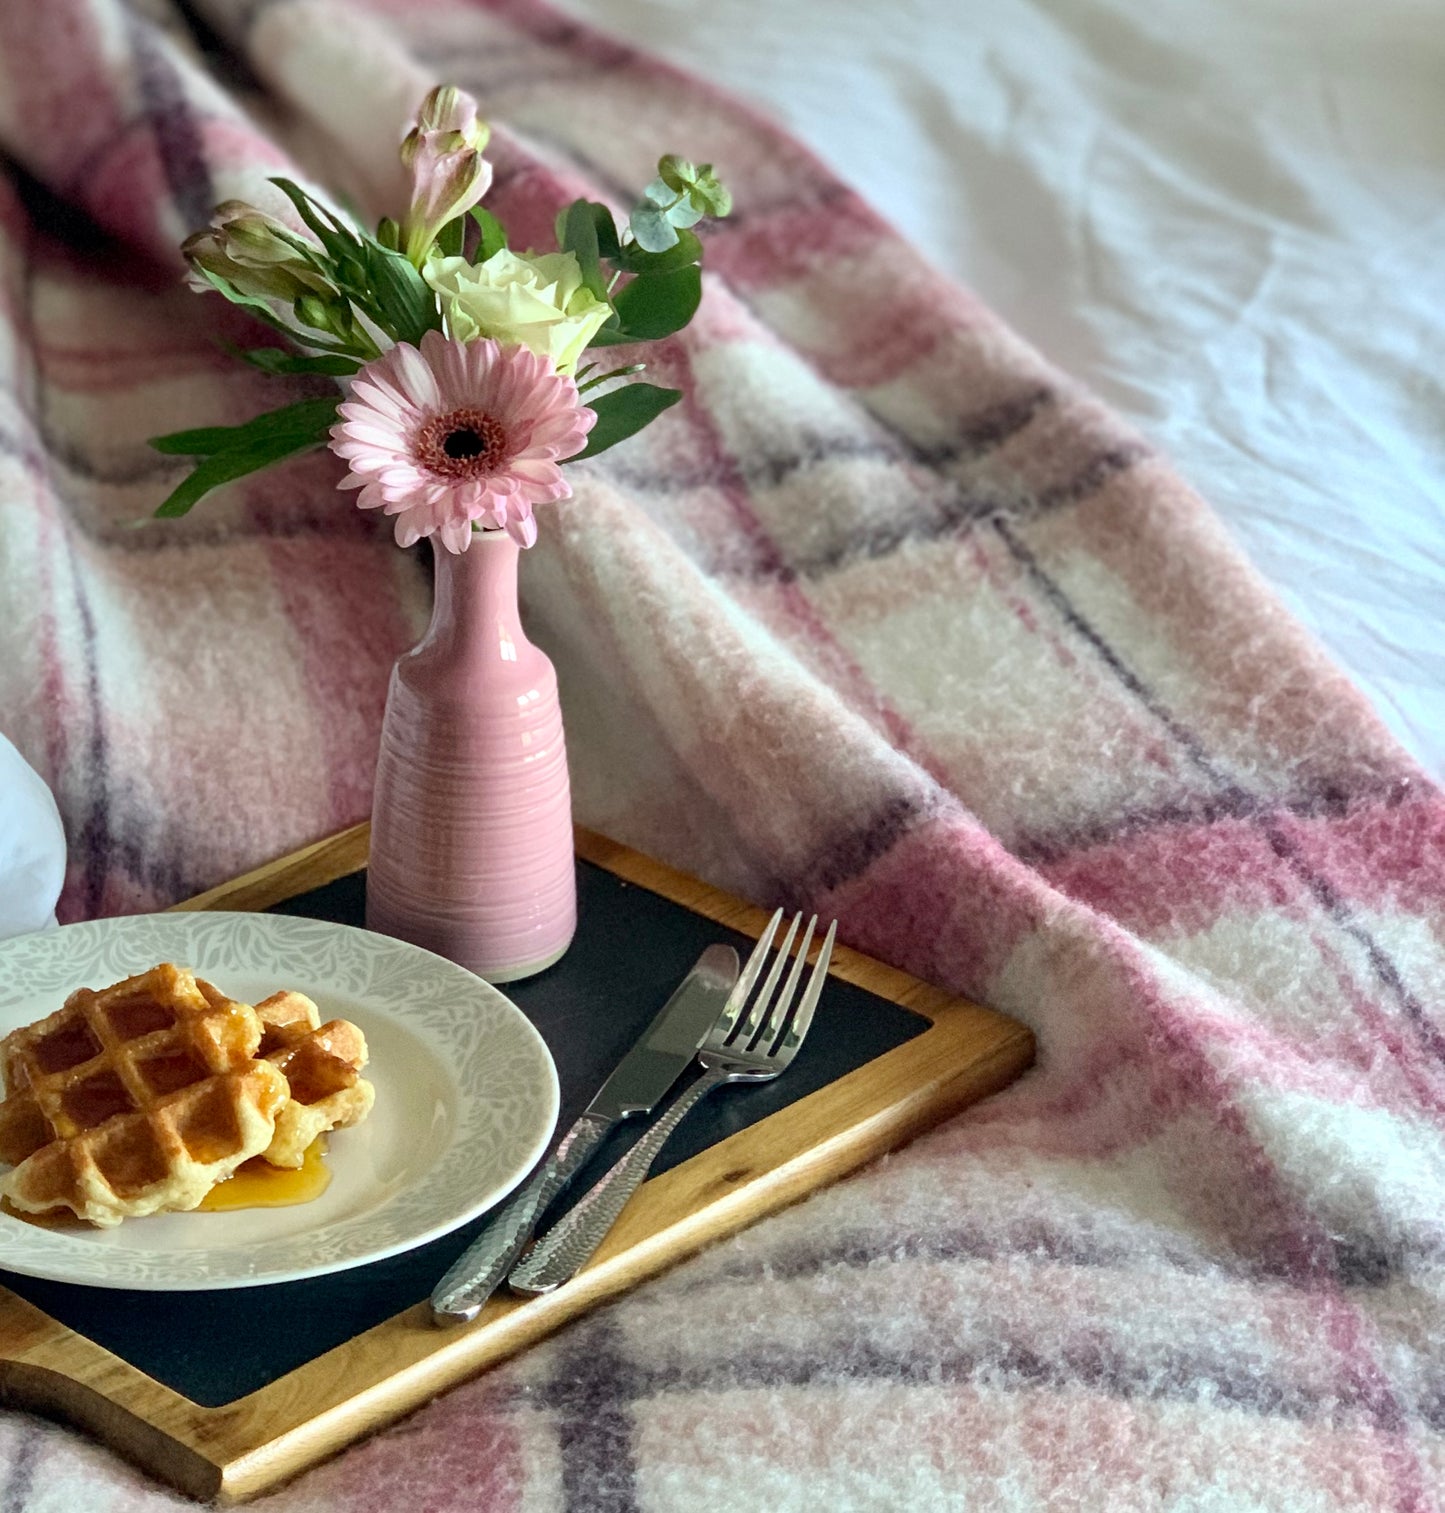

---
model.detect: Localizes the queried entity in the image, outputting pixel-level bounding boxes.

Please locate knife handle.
[430,1111,613,1324]
[508,1066,728,1295]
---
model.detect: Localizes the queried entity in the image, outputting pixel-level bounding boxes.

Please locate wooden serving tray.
[0,825,1033,1502]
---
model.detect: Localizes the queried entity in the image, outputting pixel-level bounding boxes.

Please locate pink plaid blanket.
[3,1,1444,1508]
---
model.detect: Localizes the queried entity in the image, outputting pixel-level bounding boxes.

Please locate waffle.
[0,965,287,1227]
[252,991,374,1169]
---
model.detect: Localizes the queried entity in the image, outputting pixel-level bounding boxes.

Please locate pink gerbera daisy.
[329,329,595,551]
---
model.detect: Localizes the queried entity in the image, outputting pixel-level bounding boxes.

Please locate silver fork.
[507,910,837,1295]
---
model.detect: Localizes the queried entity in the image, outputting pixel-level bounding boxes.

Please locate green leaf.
[267,177,358,264]
[584,325,639,348]
[657,155,696,193]
[153,427,330,518]
[188,265,299,339]
[571,383,682,461]
[616,227,702,276]
[611,263,702,340]
[148,397,340,457]
[358,241,438,345]
[629,205,678,253]
[588,203,622,262]
[191,266,359,355]
[556,199,610,304]
[689,172,732,218]
[668,200,704,230]
[235,347,361,377]
[469,206,508,262]
[268,179,372,297]
[150,396,340,516]
[436,216,465,258]
[553,199,621,263]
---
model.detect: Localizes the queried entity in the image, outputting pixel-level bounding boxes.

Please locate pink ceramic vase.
[365,530,576,982]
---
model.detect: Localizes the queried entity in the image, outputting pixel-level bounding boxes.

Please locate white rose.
[424,250,612,375]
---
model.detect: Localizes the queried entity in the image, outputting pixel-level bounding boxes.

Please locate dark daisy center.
[417,407,510,478]
[443,427,488,460]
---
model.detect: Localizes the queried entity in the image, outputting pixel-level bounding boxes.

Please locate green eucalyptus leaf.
[611,263,702,340]
[657,155,696,192]
[616,227,702,276]
[629,205,679,253]
[642,177,675,208]
[149,397,340,457]
[668,199,704,230]
[690,172,733,217]
[571,382,682,461]
[469,206,508,262]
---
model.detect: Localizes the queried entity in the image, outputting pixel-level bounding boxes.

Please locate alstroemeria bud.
[398,86,493,266]
[211,202,307,263]
[400,86,490,166]
[182,201,333,303]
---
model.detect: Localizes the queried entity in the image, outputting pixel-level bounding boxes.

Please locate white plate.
[0,913,559,1289]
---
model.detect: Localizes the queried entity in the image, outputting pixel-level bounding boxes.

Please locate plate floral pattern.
[0,913,559,1289]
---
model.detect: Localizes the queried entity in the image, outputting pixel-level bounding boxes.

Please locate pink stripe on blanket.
[253,525,418,833]
[819,810,1044,996]
[706,197,904,294]
[79,127,185,262]
[1275,789,1445,916]
[287,1383,529,1512]
[637,1380,1413,1508]
[0,1,125,189]
[1039,814,1301,937]
[744,244,982,392]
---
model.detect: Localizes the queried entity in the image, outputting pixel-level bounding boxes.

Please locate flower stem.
[577,363,645,394]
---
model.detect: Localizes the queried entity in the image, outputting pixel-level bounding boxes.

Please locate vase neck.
[427,530,523,660]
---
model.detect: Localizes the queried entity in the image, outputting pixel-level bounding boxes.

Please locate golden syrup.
[198,1136,330,1211]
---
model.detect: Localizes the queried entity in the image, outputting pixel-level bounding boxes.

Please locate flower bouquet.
[151,84,729,550]
[151,86,731,981]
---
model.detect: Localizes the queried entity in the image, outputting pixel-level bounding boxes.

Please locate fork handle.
[508,1068,728,1294]
[430,1112,613,1323]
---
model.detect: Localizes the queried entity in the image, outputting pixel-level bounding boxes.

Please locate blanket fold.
[1,1,1442,1508]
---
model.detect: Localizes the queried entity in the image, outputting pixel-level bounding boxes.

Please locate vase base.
[476,939,570,985]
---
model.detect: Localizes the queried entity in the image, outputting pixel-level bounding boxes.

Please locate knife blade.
[429,942,740,1324]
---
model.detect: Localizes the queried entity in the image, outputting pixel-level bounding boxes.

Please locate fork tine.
[736,912,800,1047]
[716,909,783,1036]
[760,915,816,1054]
[776,919,835,1061]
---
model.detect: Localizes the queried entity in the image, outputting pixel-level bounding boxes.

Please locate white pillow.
[0,735,66,936]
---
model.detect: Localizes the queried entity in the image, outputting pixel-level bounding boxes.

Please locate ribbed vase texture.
[366,531,576,983]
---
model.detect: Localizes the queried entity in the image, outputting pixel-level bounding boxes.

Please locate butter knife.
[429,942,740,1324]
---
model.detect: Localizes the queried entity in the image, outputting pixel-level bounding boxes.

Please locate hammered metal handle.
[507,1068,727,1294]
[430,1112,612,1324]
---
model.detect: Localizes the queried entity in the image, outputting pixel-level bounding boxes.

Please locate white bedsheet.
[561,0,1445,779]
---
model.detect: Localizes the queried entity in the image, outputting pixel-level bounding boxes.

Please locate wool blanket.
[1,1,1443,1508]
